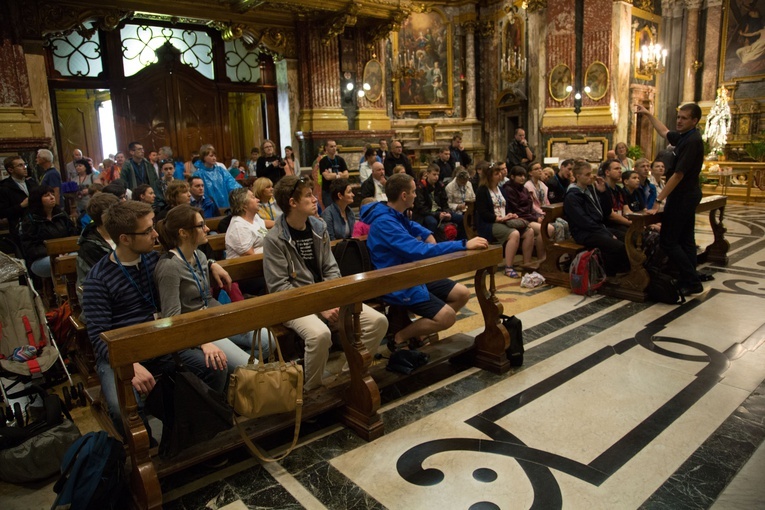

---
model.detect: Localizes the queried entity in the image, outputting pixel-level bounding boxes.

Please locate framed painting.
[363,59,383,102]
[392,10,453,111]
[549,64,572,102]
[719,0,765,83]
[634,26,655,81]
[585,61,609,100]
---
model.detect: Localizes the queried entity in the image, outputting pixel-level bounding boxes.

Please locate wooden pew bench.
[103,246,508,509]
[537,204,586,287]
[45,236,81,305]
[538,195,729,301]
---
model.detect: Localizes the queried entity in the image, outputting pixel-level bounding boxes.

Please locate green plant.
[744,141,765,162]
[627,145,644,160]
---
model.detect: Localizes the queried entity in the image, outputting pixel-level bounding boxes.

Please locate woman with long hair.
[154,205,252,372]
[474,162,533,278]
[283,145,300,177]
[74,158,100,213]
[132,184,155,206]
[252,177,282,228]
[503,166,554,263]
[524,161,550,217]
[321,178,356,241]
[21,185,78,278]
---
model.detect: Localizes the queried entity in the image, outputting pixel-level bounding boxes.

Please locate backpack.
[569,248,607,296]
[51,431,127,510]
[646,270,686,304]
[332,238,372,276]
[500,314,524,367]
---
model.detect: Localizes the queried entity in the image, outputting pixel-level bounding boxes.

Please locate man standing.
[263,175,387,391]
[37,149,62,206]
[121,142,158,189]
[82,201,228,433]
[383,140,412,177]
[637,102,706,295]
[377,139,388,162]
[148,150,159,174]
[189,176,219,218]
[434,146,455,183]
[65,149,83,182]
[0,156,38,241]
[361,173,487,350]
[545,159,574,204]
[506,128,535,168]
[114,152,126,171]
[318,140,349,208]
[449,134,472,169]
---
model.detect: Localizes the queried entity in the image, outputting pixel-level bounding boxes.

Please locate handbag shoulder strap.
[235,367,303,462]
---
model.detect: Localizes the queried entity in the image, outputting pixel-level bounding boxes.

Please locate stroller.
[0,251,76,427]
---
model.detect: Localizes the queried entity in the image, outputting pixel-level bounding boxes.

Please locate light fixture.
[391,49,419,81]
[363,82,371,91]
[501,45,526,83]
[357,89,365,98]
[635,43,667,78]
[346,82,354,91]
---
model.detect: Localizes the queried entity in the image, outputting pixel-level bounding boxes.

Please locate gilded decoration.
[392,9,453,111]
[633,0,655,11]
[32,2,132,38]
[363,59,384,102]
[633,25,657,80]
[719,0,765,83]
[525,0,548,13]
[321,3,361,45]
[211,21,290,58]
[585,61,609,100]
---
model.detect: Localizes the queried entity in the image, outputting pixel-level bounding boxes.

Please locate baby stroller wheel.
[62,386,72,410]
[76,382,86,407]
[5,404,13,423]
[13,402,23,428]
[70,384,78,401]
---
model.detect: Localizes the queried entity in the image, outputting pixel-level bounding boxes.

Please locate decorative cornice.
[525,0,548,13]
[211,21,292,58]
[22,2,132,39]
[366,12,407,49]
[683,0,703,10]
[461,20,478,34]
[479,20,495,38]
[633,0,655,11]
[320,2,361,45]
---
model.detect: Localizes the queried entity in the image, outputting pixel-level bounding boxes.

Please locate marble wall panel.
[545,0,576,109]
[0,39,31,107]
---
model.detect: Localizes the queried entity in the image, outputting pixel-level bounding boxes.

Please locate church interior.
[1,0,765,508]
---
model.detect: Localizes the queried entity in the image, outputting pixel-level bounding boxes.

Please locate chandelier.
[391,49,423,82]
[636,43,667,77]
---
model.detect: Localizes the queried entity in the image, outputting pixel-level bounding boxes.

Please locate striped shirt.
[82,251,160,362]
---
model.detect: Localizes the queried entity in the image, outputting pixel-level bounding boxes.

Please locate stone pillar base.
[356,109,391,131]
[298,109,348,132]
[541,107,615,128]
[0,107,45,139]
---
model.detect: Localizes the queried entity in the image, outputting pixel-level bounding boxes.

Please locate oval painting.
[549,64,572,102]
[363,59,383,102]
[585,61,609,100]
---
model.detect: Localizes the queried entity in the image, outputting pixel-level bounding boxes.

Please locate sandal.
[387,337,409,352]
[504,267,520,278]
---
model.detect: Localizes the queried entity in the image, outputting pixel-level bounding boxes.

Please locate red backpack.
[569,249,607,296]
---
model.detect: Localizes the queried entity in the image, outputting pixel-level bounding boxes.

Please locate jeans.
[30,257,51,278]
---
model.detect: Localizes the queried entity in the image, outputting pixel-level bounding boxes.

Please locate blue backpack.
[51,431,127,510]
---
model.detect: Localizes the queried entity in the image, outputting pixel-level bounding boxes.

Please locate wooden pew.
[102,246,507,510]
[45,236,80,305]
[537,204,586,287]
[538,195,729,301]
[204,215,226,232]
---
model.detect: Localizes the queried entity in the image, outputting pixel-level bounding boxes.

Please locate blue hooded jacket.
[361,201,466,306]
[192,160,241,209]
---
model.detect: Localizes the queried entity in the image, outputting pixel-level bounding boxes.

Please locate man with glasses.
[0,156,38,242]
[383,140,413,177]
[263,175,388,391]
[82,200,230,434]
[121,141,159,189]
[36,149,62,206]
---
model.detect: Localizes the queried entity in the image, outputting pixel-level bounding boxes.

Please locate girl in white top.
[225,187,268,258]
[523,161,550,217]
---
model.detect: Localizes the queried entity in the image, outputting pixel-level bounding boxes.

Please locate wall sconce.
[566,85,591,115]
[635,43,667,78]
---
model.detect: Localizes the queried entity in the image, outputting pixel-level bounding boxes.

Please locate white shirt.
[359,161,373,182]
[225,215,268,258]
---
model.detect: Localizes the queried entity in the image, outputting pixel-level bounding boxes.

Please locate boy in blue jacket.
[362,173,489,350]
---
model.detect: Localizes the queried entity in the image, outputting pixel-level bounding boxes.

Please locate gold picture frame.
[549,64,572,102]
[585,61,609,100]
[363,59,383,103]
[392,9,454,111]
[719,0,765,84]
[634,26,654,81]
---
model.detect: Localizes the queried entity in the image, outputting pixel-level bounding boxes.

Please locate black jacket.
[0,177,38,238]
[412,179,450,224]
[20,209,78,264]
[563,184,611,242]
[474,185,502,241]
[383,153,413,177]
[434,159,455,183]
[359,175,386,200]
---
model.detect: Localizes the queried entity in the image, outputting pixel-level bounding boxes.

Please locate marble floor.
[3,203,765,510]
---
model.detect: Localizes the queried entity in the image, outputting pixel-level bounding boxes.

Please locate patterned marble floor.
[3,204,765,510]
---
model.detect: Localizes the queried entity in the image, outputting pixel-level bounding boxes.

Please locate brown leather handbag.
[227,328,304,461]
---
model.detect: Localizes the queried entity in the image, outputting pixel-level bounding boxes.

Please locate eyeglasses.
[13,162,26,168]
[189,222,206,230]
[125,226,156,236]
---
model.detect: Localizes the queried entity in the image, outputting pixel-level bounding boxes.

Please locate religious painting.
[634,26,655,81]
[585,61,609,100]
[720,0,765,82]
[363,59,383,102]
[392,10,453,111]
[549,64,572,102]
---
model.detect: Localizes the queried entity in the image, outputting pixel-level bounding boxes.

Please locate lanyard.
[112,251,157,312]
[176,249,209,309]
[264,201,275,220]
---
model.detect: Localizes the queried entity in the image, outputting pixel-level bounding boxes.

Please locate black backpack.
[332,238,372,276]
[500,314,524,367]
[646,270,686,304]
[51,431,127,510]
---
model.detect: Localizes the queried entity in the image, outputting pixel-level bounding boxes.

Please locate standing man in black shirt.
[318,140,348,208]
[637,103,705,295]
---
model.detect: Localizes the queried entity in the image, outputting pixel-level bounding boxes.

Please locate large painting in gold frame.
[392,10,453,111]
[719,0,765,83]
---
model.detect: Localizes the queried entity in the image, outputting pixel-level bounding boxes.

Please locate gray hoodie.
[263,214,341,294]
